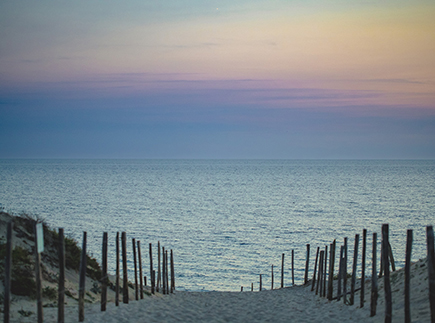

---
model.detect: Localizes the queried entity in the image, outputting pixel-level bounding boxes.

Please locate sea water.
[1,159,434,291]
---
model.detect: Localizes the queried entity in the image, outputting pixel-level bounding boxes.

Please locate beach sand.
[9,257,432,323]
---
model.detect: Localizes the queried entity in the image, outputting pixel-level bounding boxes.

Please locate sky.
[1,0,434,159]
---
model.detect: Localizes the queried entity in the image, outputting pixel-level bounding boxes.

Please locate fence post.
[101,232,108,311]
[271,264,274,290]
[138,241,144,299]
[327,240,335,300]
[115,232,120,306]
[350,234,360,305]
[171,249,175,292]
[382,224,392,323]
[337,245,343,301]
[58,228,65,323]
[427,225,435,323]
[149,243,154,294]
[312,247,320,291]
[281,253,285,288]
[166,250,169,294]
[360,229,367,308]
[3,221,13,323]
[323,245,328,297]
[316,250,324,295]
[370,232,378,317]
[34,222,44,323]
[157,241,161,292]
[162,246,166,294]
[342,237,348,304]
[132,238,138,300]
[78,232,87,322]
[292,249,295,286]
[121,232,128,304]
[163,250,167,294]
[304,244,310,285]
[404,229,412,323]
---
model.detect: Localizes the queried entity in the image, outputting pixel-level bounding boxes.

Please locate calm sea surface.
[1,159,434,291]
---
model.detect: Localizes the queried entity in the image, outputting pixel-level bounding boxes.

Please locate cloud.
[361,78,428,85]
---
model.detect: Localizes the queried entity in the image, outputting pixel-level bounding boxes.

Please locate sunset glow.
[1,0,434,158]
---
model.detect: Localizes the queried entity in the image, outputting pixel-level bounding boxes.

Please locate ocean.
[1,159,434,291]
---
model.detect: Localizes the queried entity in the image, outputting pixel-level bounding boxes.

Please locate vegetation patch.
[0,243,36,298]
[18,309,33,317]
[42,286,58,301]
[1,212,103,299]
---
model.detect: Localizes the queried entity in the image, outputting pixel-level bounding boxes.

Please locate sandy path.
[77,286,370,323]
[32,285,376,323]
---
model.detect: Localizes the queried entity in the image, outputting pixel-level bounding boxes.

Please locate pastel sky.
[1,0,434,158]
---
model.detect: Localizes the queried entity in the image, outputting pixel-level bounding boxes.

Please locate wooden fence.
[3,222,435,323]
[2,223,176,323]
[245,224,435,323]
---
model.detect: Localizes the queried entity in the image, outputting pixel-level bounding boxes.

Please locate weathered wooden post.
[337,245,343,301]
[360,229,367,308]
[3,221,13,323]
[327,240,336,300]
[132,238,138,300]
[166,249,171,294]
[304,244,310,285]
[121,232,128,304]
[292,249,295,286]
[165,249,170,294]
[404,229,412,323]
[171,249,175,292]
[350,234,359,305]
[281,253,285,288]
[317,250,324,296]
[165,247,169,294]
[58,228,65,323]
[427,225,435,323]
[115,232,120,306]
[323,245,328,298]
[322,249,326,296]
[101,232,108,311]
[343,237,348,304]
[138,241,144,299]
[251,283,253,291]
[157,241,161,292]
[78,232,87,322]
[271,264,274,290]
[34,222,44,323]
[312,247,320,291]
[162,246,166,294]
[370,232,378,317]
[149,243,154,294]
[382,224,392,323]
